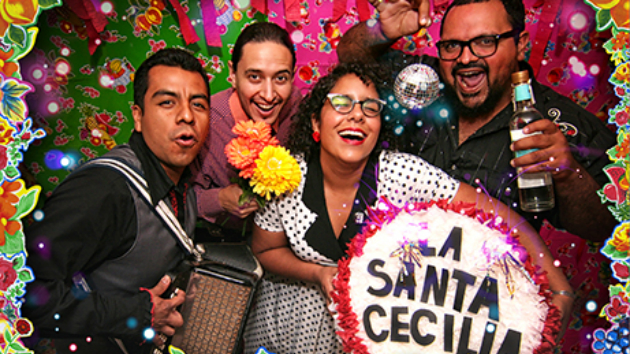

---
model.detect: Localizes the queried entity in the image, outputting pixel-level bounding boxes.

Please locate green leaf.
[0,229,25,255]
[601,243,617,256]
[256,197,266,210]
[7,24,27,48]
[3,327,11,343]
[18,269,33,282]
[12,254,25,270]
[612,249,629,260]
[10,342,26,351]
[3,165,20,180]
[596,9,613,31]
[39,0,62,9]
[168,346,186,354]
[11,188,40,220]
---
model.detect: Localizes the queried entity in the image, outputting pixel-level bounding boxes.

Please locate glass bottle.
[509,70,555,212]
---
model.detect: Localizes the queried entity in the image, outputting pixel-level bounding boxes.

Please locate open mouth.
[254,101,281,114]
[456,69,487,93]
[175,132,196,147]
[339,129,366,143]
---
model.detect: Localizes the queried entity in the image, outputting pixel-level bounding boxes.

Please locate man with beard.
[337,0,616,242]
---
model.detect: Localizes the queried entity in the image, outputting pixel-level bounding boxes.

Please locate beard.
[442,63,506,120]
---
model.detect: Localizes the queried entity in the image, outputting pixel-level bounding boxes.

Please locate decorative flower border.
[589,0,630,351]
[0,0,57,351]
[331,198,561,354]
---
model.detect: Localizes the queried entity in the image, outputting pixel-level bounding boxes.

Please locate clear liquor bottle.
[509,70,555,212]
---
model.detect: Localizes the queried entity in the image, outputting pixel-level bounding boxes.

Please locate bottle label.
[514,84,531,101]
[510,129,542,158]
[517,173,549,188]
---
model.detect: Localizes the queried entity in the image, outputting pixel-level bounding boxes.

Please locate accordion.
[153,242,263,354]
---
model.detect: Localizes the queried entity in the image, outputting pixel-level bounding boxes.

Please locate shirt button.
[451,165,457,170]
[451,125,456,130]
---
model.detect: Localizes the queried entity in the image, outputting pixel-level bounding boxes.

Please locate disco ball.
[394,63,440,110]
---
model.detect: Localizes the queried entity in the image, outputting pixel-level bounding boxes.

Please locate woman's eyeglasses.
[326,93,386,117]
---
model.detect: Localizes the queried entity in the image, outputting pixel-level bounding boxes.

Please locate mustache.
[451,62,489,76]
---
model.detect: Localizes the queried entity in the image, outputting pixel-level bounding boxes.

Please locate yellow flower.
[614,63,630,83]
[250,146,301,200]
[0,118,15,145]
[609,222,630,253]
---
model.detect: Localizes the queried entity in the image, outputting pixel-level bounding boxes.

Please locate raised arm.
[337,0,433,63]
[453,182,573,339]
[251,225,338,302]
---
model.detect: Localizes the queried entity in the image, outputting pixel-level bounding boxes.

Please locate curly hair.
[287,63,399,161]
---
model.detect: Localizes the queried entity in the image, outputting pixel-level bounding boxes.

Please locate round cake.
[331,199,560,354]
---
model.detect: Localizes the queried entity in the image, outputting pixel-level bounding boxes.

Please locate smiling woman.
[242,62,572,353]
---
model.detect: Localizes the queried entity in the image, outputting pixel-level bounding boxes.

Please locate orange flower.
[232,120,274,142]
[0,181,20,204]
[239,165,256,179]
[0,201,19,245]
[0,49,18,78]
[225,136,266,170]
[586,0,629,30]
[612,31,630,50]
[616,134,630,159]
[0,0,39,37]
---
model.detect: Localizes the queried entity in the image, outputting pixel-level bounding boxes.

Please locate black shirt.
[384,53,615,229]
[24,132,191,341]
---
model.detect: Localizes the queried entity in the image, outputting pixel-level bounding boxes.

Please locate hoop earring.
[312,131,320,142]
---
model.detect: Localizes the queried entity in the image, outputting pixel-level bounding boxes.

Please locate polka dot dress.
[243,151,459,353]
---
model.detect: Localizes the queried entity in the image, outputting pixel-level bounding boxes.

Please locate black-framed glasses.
[436,29,519,61]
[326,93,386,117]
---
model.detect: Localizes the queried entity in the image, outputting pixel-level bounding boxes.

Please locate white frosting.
[338,205,548,354]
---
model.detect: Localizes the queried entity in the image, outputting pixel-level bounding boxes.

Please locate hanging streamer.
[200,0,222,47]
[168,0,201,45]
[63,0,109,54]
[251,0,268,15]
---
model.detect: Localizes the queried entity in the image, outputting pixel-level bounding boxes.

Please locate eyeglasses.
[436,29,519,61]
[326,93,386,117]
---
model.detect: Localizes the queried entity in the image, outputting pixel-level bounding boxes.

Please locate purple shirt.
[191,87,302,225]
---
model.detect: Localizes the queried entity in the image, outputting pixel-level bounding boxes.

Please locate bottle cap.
[511,70,529,84]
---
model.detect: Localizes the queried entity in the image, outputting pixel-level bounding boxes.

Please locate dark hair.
[231,22,296,71]
[287,63,398,161]
[440,0,525,39]
[133,48,209,112]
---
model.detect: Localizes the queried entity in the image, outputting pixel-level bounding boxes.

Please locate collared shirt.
[191,87,302,227]
[388,54,615,229]
[24,131,192,341]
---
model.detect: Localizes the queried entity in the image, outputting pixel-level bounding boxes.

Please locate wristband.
[551,290,576,299]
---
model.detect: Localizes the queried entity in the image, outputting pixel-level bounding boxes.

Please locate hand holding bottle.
[510,119,576,181]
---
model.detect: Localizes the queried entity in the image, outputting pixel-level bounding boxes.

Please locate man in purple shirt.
[191,22,301,240]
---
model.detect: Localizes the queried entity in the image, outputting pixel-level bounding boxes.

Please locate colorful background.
[0,0,627,352]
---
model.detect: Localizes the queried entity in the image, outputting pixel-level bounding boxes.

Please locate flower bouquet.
[225,121,301,209]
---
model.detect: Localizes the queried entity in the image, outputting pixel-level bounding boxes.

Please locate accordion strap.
[84,157,202,260]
